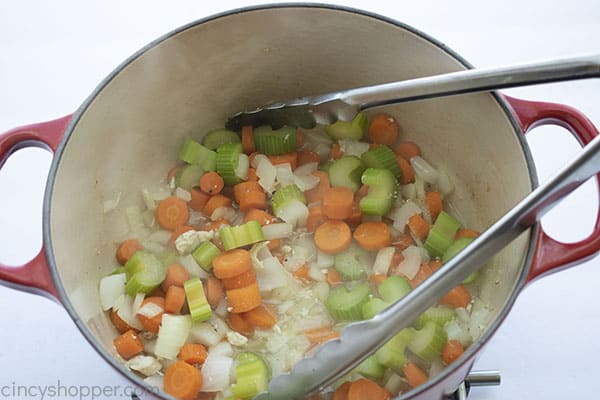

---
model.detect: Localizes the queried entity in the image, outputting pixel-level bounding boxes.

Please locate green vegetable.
[359,168,398,216]
[271,184,306,216]
[360,145,402,179]
[356,354,385,380]
[253,125,297,155]
[414,306,455,330]
[333,244,370,280]
[424,211,461,257]
[191,241,221,271]
[375,329,414,370]
[408,321,448,361]
[328,156,365,192]
[325,283,371,321]
[361,297,389,320]
[219,220,265,251]
[184,278,212,323]
[442,236,479,284]
[378,275,411,303]
[325,112,368,141]
[232,352,270,399]
[175,164,204,191]
[216,142,243,186]
[124,251,166,295]
[202,128,240,150]
[179,138,216,171]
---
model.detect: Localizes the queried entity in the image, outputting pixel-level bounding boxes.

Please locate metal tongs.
[241,56,600,400]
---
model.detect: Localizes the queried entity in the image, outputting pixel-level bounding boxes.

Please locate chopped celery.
[408,320,448,361]
[192,241,221,271]
[155,314,192,360]
[253,125,297,155]
[414,306,455,330]
[231,352,270,399]
[378,275,411,303]
[325,283,371,321]
[325,112,368,141]
[359,168,398,216]
[424,211,461,257]
[110,266,126,275]
[328,156,365,192]
[356,354,385,380]
[375,328,414,370]
[333,244,370,280]
[184,278,212,322]
[272,184,306,216]
[219,220,265,251]
[361,297,389,320]
[360,145,402,179]
[174,164,204,190]
[216,142,244,186]
[179,137,216,171]
[124,251,166,296]
[202,128,240,150]
[442,237,474,263]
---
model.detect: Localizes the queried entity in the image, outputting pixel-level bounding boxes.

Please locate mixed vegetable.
[99,111,493,400]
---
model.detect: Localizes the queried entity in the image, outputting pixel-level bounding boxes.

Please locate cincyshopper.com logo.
[0,380,159,399]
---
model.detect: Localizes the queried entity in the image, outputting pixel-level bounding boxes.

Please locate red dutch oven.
[1,4,599,400]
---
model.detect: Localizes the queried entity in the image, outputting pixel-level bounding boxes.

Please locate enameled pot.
[1,4,599,400]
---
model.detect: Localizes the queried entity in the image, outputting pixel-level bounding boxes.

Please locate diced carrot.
[178,343,208,365]
[189,187,210,212]
[267,238,282,251]
[242,304,277,329]
[163,360,203,400]
[243,208,276,226]
[234,181,262,198]
[220,269,256,290]
[390,249,404,268]
[169,225,195,247]
[226,282,262,313]
[234,181,266,211]
[322,186,354,220]
[368,113,400,146]
[200,171,225,195]
[354,221,392,251]
[156,196,190,230]
[292,264,310,281]
[307,205,327,232]
[269,152,298,170]
[136,297,165,334]
[347,201,362,227]
[116,239,143,265]
[369,273,388,287]
[455,228,480,240]
[113,330,144,360]
[304,327,341,346]
[305,170,331,204]
[241,125,256,154]
[162,263,191,291]
[429,259,442,271]
[212,249,252,279]
[149,286,166,298]
[394,141,421,160]
[329,143,343,160]
[397,155,416,184]
[203,194,232,219]
[442,339,465,365]
[402,362,428,388]
[109,309,137,334]
[297,150,320,166]
[165,285,186,314]
[204,277,224,309]
[248,152,260,165]
[326,269,343,287]
[392,233,414,250]
[440,285,472,308]
[247,167,258,182]
[333,381,352,400]
[314,220,353,255]
[296,129,304,148]
[407,213,430,241]
[408,263,433,288]
[425,191,443,221]
[227,313,254,336]
[347,378,391,400]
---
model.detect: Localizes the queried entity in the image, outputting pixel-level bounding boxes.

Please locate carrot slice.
[212,249,252,279]
[221,269,257,290]
[165,285,186,314]
[329,143,343,160]
[322,186,354,220]
[204,277,224,310]
[297,150,320,166]
[269,152,298,170]
[116,239,143,265]
[397,155,416,184]
[242,304,277,329]
[407,213,430,241]
[178,343,208,365]
[354,221,392,251]
[304,327,341,346]
[442,339,465,365]
[136,297,165,334]
[227,313,254,336]
[226,282,262,313]
[200,171,225,195]
[203,194,232,218]
[425,191,443,221]
[234,181,267,211]
[156,196,190,230]
[440,285,472,308]
[368,113,400,146]
[164,360,203,400]
[243,208,276,226]
[314,220,352,255]
[392,233,414,250]
[333,381,352,400]
[109,309,137,334]
[241,125,256,154]
[307,205,327,233]
[189,187,210,212]
[369,273,388,287]
[394,141,421,160]
[267,238,282,251]
[402,362,428,388]
[305,170,331,204]
[247,167,258,182]
[162,263,191,291]
[348,378,391,400]
[455,228,480,240]
[326,268,342,286]
[113,330,144,360]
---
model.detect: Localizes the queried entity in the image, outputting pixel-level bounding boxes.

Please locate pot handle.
[504,96,600,282]
[0,115,72,301]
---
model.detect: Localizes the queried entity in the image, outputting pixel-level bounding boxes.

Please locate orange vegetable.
[305,170,331,204]
[162,263,191,291]
[307,205,327,232]
[329,143,343,160]
[425,191,443,221]
[402,362,428,388]
[113,330,144,360]
[178,343,208,365]
[314,220,353,255]
[440,285,472,308]
[392,233,414,250]
[247,167,258,182]
[109,309,137,334]
[390,249,404,268]
[369,273,388,287]
[226,282,262,313]
[397,156,415,184]
[156,196,190,230]
[212,249,252,279]
[269,152,298,170]
[267,238,282,251]
[368,113,400,146]
[200,171,225,195]
[204,277,224,309]
[241,125,256,154]
[227,313,254,336]
[136,297,165,334]
[442,339,465,365]
[163,360,203,400]
[408,263,433,288]
[394,141,421,160]
[243,208,276,226]
[242,304,277,329]
[347,378,391,400]
[116,239,143,265]
[292,264,310,281]
[326,269,342,286]
[169,225,195,247]
[297,150,320,166]
[407,213,430,241]
[165,285,186,314]
[332,381,351,400]
[221,269,257,290]
[354,221,392,251]
[455,228,480,240]
[296,129,304,148]
[429,259,442,271]
[234,181,266,212]
[203,194,232,219]
[304,326,341,346]
[322,186,354,220]
[189,187,210,212]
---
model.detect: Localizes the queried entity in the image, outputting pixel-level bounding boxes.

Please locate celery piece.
[414,306,455,330]
[175,164,205,191]
[359,168,398,216]
[216,142,243,186]
[424,211,461,257]
[124,251,166,296]
[408,321,448,361]
[179,137,216,171]
[325,283,371,321]
[442,237,474,263]
[253,125,297,155]
[361,297,389,320]
[325,112,368,141]
[361,145,402,179]
[333,244,370,280]
[232,352,270,399]
[219,220,265,251]
[328,156,365,192]
[192,241,221,271]
[375,328,414,370]
[271,184,307,216]
[356,354,385,380]
[110,266,126,275]
[184,278,212,322]
[378,275,411,303]
[202,128,240,150]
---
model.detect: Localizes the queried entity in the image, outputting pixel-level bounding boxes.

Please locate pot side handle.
[505,96,600,283]
[0,115,72,301]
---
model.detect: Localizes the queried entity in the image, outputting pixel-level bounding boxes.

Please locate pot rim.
[42,3,539,398]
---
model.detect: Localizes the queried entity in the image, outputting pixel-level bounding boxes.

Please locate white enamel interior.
[48,6,534,399]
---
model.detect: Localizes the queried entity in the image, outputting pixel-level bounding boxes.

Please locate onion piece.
[275,199,309,227]
[99,273,126,311]
[103,192,121,214]
[262,222,294,240]
[372,247,396,275]
[395,245,422,279]
[137,302,163,319]
[338,139,370,157]
[276,164,295,186]
[190,322,223,347]
[114,294,144,331]
[201,355,234,392]
[437,170,454,196]
[235,153,249,180]
[294,162,318,176]
[178,254,209,278]
[255,256,291,291]
[391,200,423,231]
[256,157,276,193]
[293,173,320,191]
[411,156,439,184]
[174,187,192,202]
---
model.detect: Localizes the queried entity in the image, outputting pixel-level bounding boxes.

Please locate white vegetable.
[209,341,234,357]
[390,200,423,231]
[395,245,422,280]
[209,316,231,337]
[294,162,318,176]
[437,170,454,196]
[201,355,233,392]
[415,175,426,200]
[256,157,276,193]
[316,251,334,269]
[276,163,295,186]
[126,355,162,376]
[175,230,214,255]
[114,294,144,331]
[372,247,396,275]
[262,222,294,240]
[293,173,320,191]
[188,210,207,226]
[211,206,237,222]
[174,187,192,202]
[338,139,370,157]
[226,331,249,347]
[384,372,406,394]
[103,192,121,214]
[308,264,326,282]
[147,229,172,246]
[139,240,166,254]
[99,273,126,311]
[401,183,417,200]
[445,319,472,347]
[178,254,209,278]
[411,156,439,184]
[190,322,224,347]
[255,256,291,291]
[144,375,164,392]
[155,314,192,360]
[251,153,269,168]
[132,293,145,315]
[141,188,156,211]
[275,199,309,227]
[137,301,163,319]
[235,153,249,180]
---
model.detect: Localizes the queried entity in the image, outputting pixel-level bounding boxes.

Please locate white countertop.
[1,1,599,399]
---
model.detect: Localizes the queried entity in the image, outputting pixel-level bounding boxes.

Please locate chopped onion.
[178,254,209,278]
[372,247,396,275]
[188,210,207,226]
[255,256,291,291]
[150,187,172,202]
[209,341,234,357]
[338,139,370,157]
[137,301,163,319]
[209,316,231,337]
[147,229,172,245]
[201,355,233,392]
[283,255,302,271]
[251,153,269,169]
[437,170,454,197]
[140,240,166,254]
[445,319,472,347]
[144,375,164,392]
[275,199,309,227]
[132,293,145,315]
[395,245,422,279]
[294,162,318,176]
[391,200,423,231]
[190,322,223,347]
[316,251,334,269]
[103,192,121,214]
[99,274,126,311]
[141,188,156,211]
[384,372,406,395]
[276,164,295,186]
[401,183,417,200]
[256,157,276,193]
[174,187,192,202]
[262,223,294,240]
[235,153,249,180]
[114,294,144,331]
[126,355,162,377]
[211,206,237,222]
[314,143,332,162]
[293,173,320,191]
[411,156,439,184]
[415,175,426,200]
[308,264,326,282]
